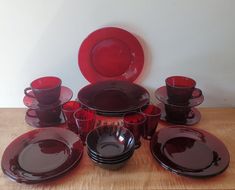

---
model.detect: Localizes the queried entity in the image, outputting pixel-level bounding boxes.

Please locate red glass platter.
[77,80,150,115]
[25,109,66,128]
[155,86,204,107]
[157,103,201,125]
[23,86,73,110]
[1,127,83,184]
[150,126,230,177]
[78,27,144,83]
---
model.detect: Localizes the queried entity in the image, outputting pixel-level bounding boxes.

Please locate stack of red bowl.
[155,76,204,125]
[86,125,135,170]
[23,76,73,127]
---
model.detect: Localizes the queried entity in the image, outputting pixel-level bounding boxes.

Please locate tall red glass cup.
[74,108,96,144]
[62,101,81,134]
[123,112,146,149]
[141,104,161,140]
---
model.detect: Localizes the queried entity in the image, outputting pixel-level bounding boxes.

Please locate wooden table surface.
[0,108,234,190]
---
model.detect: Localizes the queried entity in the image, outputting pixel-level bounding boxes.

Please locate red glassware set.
[1,27,230,184]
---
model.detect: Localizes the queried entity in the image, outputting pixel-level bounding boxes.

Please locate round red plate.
[78,27,144,83]
[1,127,83,183]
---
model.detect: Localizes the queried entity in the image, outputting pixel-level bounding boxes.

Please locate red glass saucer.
[77,80,150,115]
[157,103,201,125]
[25,109,66,128]
[155,86,204,107]
[150,126,230,177]
[23,86,73,110]
[78,27,144,83]
[1,127,83,183]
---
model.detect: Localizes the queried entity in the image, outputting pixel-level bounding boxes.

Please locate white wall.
[0,0,235,107]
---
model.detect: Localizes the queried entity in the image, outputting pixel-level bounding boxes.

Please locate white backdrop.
[0,0,235,107]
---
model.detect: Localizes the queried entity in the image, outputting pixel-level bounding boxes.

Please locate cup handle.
[26,109,37,118]
[24,87,35,98]
[191,88,202,99]
[187,110,195,119]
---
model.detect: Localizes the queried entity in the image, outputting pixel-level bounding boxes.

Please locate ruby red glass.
[150,126,230,177]
[62,101,81,134]
[1,127,83,183]
[165,76,202,105]
[157,103,201,125]
[78,27,144,83]
[140,104,161,140]
[123,112,146,149]
[25,109,66,127]
[77,80,150,116]
[24,76,62,105]
[24,86,73,110]
[74,108,96,144]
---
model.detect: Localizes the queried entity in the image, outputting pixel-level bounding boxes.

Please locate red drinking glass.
[74,108,96,144]
[165,76,202,105]
[62,101,81,134]
[123,112,146,149]
[140,104,161,140]
[24,76,62,105]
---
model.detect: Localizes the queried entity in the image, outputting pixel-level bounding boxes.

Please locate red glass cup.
[24,76,62,105]
[165,76,202,105]
[26,106,62,123]
[140,104,161,140]
[123,112,146,149]
[165,104,194,123]
[74,108,96,144]
[62,101,81,134]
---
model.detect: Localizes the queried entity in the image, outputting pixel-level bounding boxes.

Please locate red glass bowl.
[86,125,135,159]
[78,27,144,83]
[1,127,83,183]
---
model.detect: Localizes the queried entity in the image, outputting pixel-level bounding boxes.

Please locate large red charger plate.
[78,27,144,83]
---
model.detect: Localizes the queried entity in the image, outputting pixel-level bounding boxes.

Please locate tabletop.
[0,108,234,190]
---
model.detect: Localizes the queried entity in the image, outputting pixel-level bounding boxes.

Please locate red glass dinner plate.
[23,86,73,110]
[1,127,83,183]
[77,80,150,115]
[157,103,201,125]
[78,27,144,83]
[155,86,204,107]
[150,126,230,177]
[25,109,66,128]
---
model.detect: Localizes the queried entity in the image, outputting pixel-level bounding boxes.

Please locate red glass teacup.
[27,106,62,123]
[24,76,62,105]
[165,104,194,123]
[123,112,146,149]
[140,104,161,140]
[165,76,202,105]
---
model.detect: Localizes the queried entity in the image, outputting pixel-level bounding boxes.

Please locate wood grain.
[0,108,235,190]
